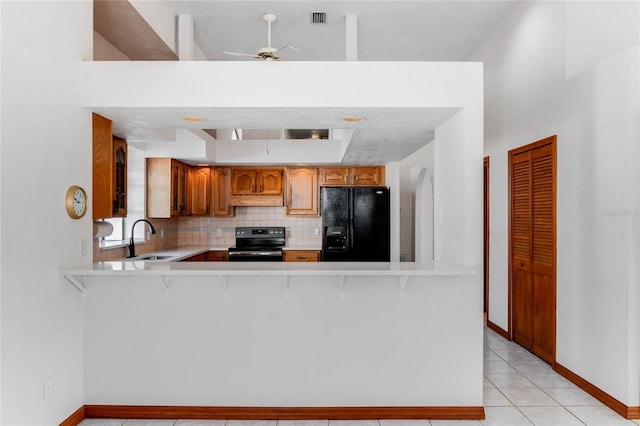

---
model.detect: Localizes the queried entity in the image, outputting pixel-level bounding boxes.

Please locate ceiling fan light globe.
[258,46,277,54]
[262,13,277,23]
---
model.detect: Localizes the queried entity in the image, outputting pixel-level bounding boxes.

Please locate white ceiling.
[169,1,519,62]
[96,0,520,164]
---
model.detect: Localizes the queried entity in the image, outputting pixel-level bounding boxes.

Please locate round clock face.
[66,186,87,219]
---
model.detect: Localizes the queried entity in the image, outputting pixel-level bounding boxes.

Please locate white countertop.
[282,246,322,251]
[63,260,476,277]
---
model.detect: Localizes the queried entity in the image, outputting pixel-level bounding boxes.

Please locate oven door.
[228,248,283,262]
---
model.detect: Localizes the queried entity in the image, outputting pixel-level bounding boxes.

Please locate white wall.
[399,141,435,262]
[1,1,92,424]
[470,0,639,407]
[386,162,401,261]
[129,0,176,54]
[84,274,482,407]
[433,111,468,264]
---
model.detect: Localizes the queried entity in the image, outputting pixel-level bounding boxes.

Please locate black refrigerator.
[321,186,390,261]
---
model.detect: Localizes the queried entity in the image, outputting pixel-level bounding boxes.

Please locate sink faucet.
[127,219,157,258]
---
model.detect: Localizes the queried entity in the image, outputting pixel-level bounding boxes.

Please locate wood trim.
[553,363,639,419]
[84,405,485,420]
[487,320,511,341]
[59,406,84,426]
[627,407,640,419]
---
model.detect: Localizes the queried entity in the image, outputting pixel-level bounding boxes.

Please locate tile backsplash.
[94,207,322,262]
[178,206,322,248]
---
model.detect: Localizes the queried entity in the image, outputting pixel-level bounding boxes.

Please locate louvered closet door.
[531,144,555,363]
[511,151,533,350]
[510,137,556,365]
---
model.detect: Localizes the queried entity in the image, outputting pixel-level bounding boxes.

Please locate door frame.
[483,157,490,319]
[508,135,557,362]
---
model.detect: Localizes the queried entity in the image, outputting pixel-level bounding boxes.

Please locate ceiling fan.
[223,13,300,61]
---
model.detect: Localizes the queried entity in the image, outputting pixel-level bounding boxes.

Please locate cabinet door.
[283,250,320,262]
[180,163,190,215]
[146,158,172,219]
[319,167,349,185]
[212,168,234,216]
[231,169,257,194]
[259,169,283,195]
[190,167,210,216]
[180,253,208,262]
[93,113,128,219]
[206,251,229,262]
[171,160,180,215]
[285,167,318,216]
[351,166,384,186]
[112,137,127,217]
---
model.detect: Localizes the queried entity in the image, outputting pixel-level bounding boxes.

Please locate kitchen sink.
[134,254,175,261]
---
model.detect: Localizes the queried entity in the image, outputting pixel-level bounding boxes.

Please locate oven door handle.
[228,251,281,257]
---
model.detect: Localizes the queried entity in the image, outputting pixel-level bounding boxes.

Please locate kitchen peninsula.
[64,260,483,420]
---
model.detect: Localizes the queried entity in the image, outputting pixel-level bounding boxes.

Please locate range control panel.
[235,227,285,239]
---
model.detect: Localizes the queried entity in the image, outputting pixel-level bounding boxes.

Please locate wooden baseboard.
[627,406,640,419]
[59,406,84,426]
[487,320,510,341]
[553,363,639,419]
[84,405,485,420]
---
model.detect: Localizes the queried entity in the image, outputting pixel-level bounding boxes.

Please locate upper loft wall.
[94,0,177,61]
[93,30,129,61]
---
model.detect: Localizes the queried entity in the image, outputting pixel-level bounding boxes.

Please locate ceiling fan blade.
[274,44,300,54]
[222,51,260,58]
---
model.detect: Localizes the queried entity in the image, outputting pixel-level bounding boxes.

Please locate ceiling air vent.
[311,12,327,24]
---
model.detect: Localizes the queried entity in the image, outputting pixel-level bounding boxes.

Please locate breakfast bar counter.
[68,261,485,420]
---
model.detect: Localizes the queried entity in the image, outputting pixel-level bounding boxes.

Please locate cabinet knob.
[519,262,524,267]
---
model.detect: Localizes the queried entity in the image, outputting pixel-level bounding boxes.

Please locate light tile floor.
[79,327,640,426]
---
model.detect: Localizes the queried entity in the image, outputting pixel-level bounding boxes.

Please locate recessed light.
[343,116,364,122]
[182,116,206,122]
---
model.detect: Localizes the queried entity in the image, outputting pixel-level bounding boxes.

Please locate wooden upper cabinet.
[231,169,257,194]
[146,158,190,218]
[352,166,384,186]
[146,158,172,218]
[190,167,210,216]
[285,167,319,216]
[230,168,284,206]
[211,167,234,217]
[172,160,190,216]
[112,137,127,217]
[319,167,349,185]
[319,166,385,186]
[260,169,284,195]
[92,113,127,219]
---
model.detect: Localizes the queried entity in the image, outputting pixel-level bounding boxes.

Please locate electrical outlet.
[160,229,165,239]
[44,377,53,400]
[314,227,320,236]
[217,228,222,237]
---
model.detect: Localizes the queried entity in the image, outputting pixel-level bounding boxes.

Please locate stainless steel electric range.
[227,227,285,262]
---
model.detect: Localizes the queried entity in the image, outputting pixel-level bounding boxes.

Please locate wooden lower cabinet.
[206,250,229,262]
[180,251,229,262]
[283,250,320,262]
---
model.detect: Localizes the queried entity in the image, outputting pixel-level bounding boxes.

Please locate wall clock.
[65,185,87,219]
